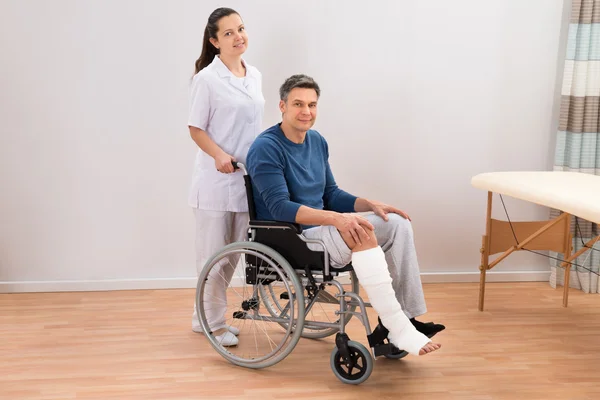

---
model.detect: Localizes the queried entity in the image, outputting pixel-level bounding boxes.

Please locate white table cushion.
[471,171,600,225]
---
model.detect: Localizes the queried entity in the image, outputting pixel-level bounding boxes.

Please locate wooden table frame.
[478,191,600,311]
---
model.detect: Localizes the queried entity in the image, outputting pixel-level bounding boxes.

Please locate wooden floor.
[1,282,599,400]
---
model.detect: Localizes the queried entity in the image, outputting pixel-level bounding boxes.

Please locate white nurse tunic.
[187,56,265,212]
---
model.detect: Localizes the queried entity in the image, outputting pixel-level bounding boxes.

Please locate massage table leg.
[563,266,571,307]
[562,218,572,307]
[478,192,493,311]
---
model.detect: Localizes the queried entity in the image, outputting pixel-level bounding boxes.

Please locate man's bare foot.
[419,342,441,356]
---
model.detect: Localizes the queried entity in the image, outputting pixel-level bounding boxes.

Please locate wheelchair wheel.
[330,340,373,385]
[196,241,305,369]
[259,270,360,339]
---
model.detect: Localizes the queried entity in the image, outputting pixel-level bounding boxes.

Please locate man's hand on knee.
[356,198,411,221]
[333,214,375,249]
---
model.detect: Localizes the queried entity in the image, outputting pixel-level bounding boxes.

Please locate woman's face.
[211,14,248,58]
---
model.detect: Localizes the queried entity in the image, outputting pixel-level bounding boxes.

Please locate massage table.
[471,171,600,310]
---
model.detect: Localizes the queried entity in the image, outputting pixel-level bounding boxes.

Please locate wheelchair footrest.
[373,343,398,357]
[367,321,389,348]
[368,319,405,357]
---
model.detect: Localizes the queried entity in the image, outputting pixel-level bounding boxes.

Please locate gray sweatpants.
[302,212,427,319]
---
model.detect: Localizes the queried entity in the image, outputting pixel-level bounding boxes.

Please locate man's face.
[279,88,318,132]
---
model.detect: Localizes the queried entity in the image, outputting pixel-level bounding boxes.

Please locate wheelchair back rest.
[242,169,326,272]
[243,175,258,221]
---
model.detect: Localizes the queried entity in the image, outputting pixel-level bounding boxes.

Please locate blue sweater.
[246,123,357,225]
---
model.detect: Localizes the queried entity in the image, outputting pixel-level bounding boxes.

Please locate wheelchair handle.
[231,160,247,175]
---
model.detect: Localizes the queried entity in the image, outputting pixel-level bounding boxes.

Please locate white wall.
[0,0,570,292]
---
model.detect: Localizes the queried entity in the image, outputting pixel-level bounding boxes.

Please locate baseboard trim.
[419,270,550,284]
[0,270,550,293]
[0,278,198,293]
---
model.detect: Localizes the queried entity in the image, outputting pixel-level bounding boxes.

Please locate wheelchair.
[195,162,408,385]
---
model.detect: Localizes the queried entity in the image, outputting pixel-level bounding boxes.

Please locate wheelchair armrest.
[249,220,303,234]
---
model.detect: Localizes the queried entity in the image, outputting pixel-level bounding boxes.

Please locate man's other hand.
[368,199,411,221]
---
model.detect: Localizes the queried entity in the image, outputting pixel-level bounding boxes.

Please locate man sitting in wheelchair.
[246,74,445,357]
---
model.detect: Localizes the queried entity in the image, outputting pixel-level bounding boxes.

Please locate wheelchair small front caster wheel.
[330,340,373,384]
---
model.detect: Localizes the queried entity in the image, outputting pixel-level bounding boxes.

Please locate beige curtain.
[549,0,600,293]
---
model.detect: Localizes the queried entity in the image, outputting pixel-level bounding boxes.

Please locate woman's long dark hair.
[194,7,239,74]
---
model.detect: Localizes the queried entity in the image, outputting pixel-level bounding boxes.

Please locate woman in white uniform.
[188,7,265,346]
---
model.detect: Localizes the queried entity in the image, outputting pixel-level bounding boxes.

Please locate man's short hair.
[279,74,321,102]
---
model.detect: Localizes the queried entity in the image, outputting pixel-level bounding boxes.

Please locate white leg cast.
[351,246,431,356]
